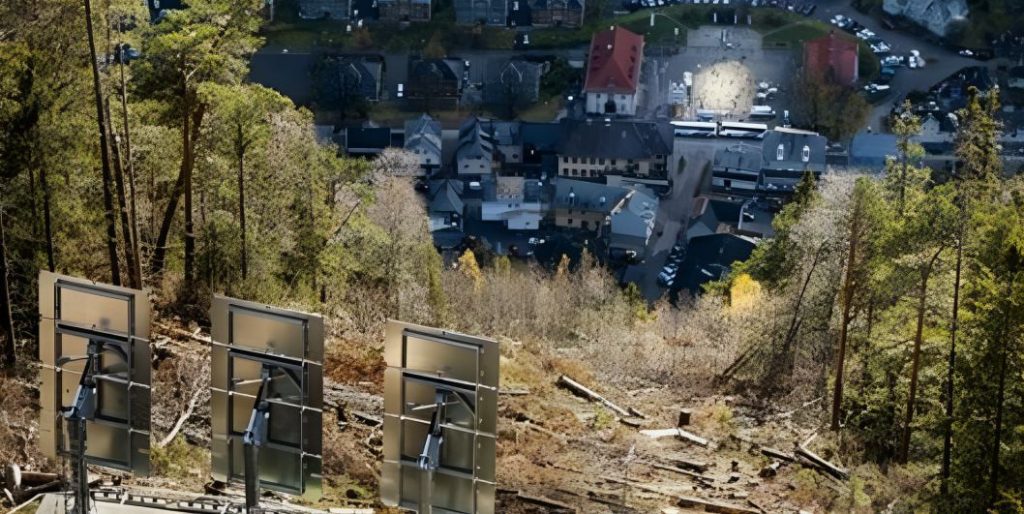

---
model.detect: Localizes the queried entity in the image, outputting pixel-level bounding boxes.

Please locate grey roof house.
[676,234,757,294]
[456,117,497,176]
[557,119,672,179]
[484,59,548,107]
[712,144,762,197]
[334,56,384,102]
[298,0,350,19]
[760,128,827,197]
[428,180,466,249]
[404,114,443,173]
[454,0,508,25]
[609,188,658,260]
[345,125,392,157]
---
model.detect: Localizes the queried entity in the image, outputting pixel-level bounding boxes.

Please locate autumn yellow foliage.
[729,273,762,311]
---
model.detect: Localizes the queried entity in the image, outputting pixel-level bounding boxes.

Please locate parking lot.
[656,26,800,122]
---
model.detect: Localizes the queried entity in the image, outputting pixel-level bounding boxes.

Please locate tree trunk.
[117,44,142,288]
[107,99,140,289]
[941,237,963,495]
[83,0,121,285]
[899,248,943,462]
[831,214,861,431]
[989,296,1013,507]
[1,210,16,367]
[39,165,55,272]
[184,153,194,286]
[151,96,204,276]
[238,142,248,280]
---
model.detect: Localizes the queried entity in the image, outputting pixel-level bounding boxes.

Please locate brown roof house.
[583,26,644,116]
[803,32,859,86]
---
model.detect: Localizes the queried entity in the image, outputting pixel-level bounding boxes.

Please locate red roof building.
[584,26,644,94]
[803,32,859,86]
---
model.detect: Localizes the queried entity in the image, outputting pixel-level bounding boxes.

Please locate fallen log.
[517,492,575,512]
[675,458,709,473]
[153,323,211,345]
[557,375,631,418]
[759,447,797,463]
[619,417,643,428]
[157,386,204,448]
[352,410,383,427]
[677,428,711,448]
[640,427,711,447]
[627,406,648,419]
[795,447,848,480]
[677,496,761,514]
[603,476,758,514]
[640,428,680,439]
[650,463,714,487]
[499,388,530,396]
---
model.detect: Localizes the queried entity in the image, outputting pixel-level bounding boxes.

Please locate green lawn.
[518,98,563,122]
[762,21,830,48]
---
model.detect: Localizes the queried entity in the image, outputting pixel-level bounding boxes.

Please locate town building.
[551,179,629,232]
[556,119,671,179]
[480,177,545,230]
[484,59,549,109]
[454,0,508,25]
[711,144,762,197]
[404,114,443,174]
[883,0,968,38]
[608,188,658,261]
[378,0,431,21]
[530,0,584,27]
[428,179,466,249]
[407,58,463,109]
[803,32,859,86]
[298,0,349,19]
[1009,67,1024,89]
[344,125,392,157]
[849,133,899,169]
[331,56,384,102]
[676,233,757,293]
[759,128,827,197]
[583,26,644,116]
[456,118,498,176]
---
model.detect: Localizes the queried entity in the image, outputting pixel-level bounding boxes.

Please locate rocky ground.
[2,320,853,514]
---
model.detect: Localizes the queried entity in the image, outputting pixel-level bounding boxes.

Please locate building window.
[568,218,573,225]
[599,158,605,165]
[572,157,578,164]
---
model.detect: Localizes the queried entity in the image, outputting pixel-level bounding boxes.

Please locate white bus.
[748,105,776,120]
[671,121,718,138]
[718,121,768,139]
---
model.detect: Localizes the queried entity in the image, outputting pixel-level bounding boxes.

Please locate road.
[807,0,982,128]
[251,47,587,108]
[636,139,712,301]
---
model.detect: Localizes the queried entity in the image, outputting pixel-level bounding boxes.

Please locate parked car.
[959,49,973,57]
[881,55,904,67]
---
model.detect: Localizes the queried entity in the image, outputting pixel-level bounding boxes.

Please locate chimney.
[776,143,784,161]
[801,145,811,163]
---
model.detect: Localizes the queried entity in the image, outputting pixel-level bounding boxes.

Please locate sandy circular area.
[691,60,754,117]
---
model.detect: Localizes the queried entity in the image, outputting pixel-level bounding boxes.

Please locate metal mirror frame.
[209,295,324,501]
[381,320,499,514]
[37,270,152,476]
